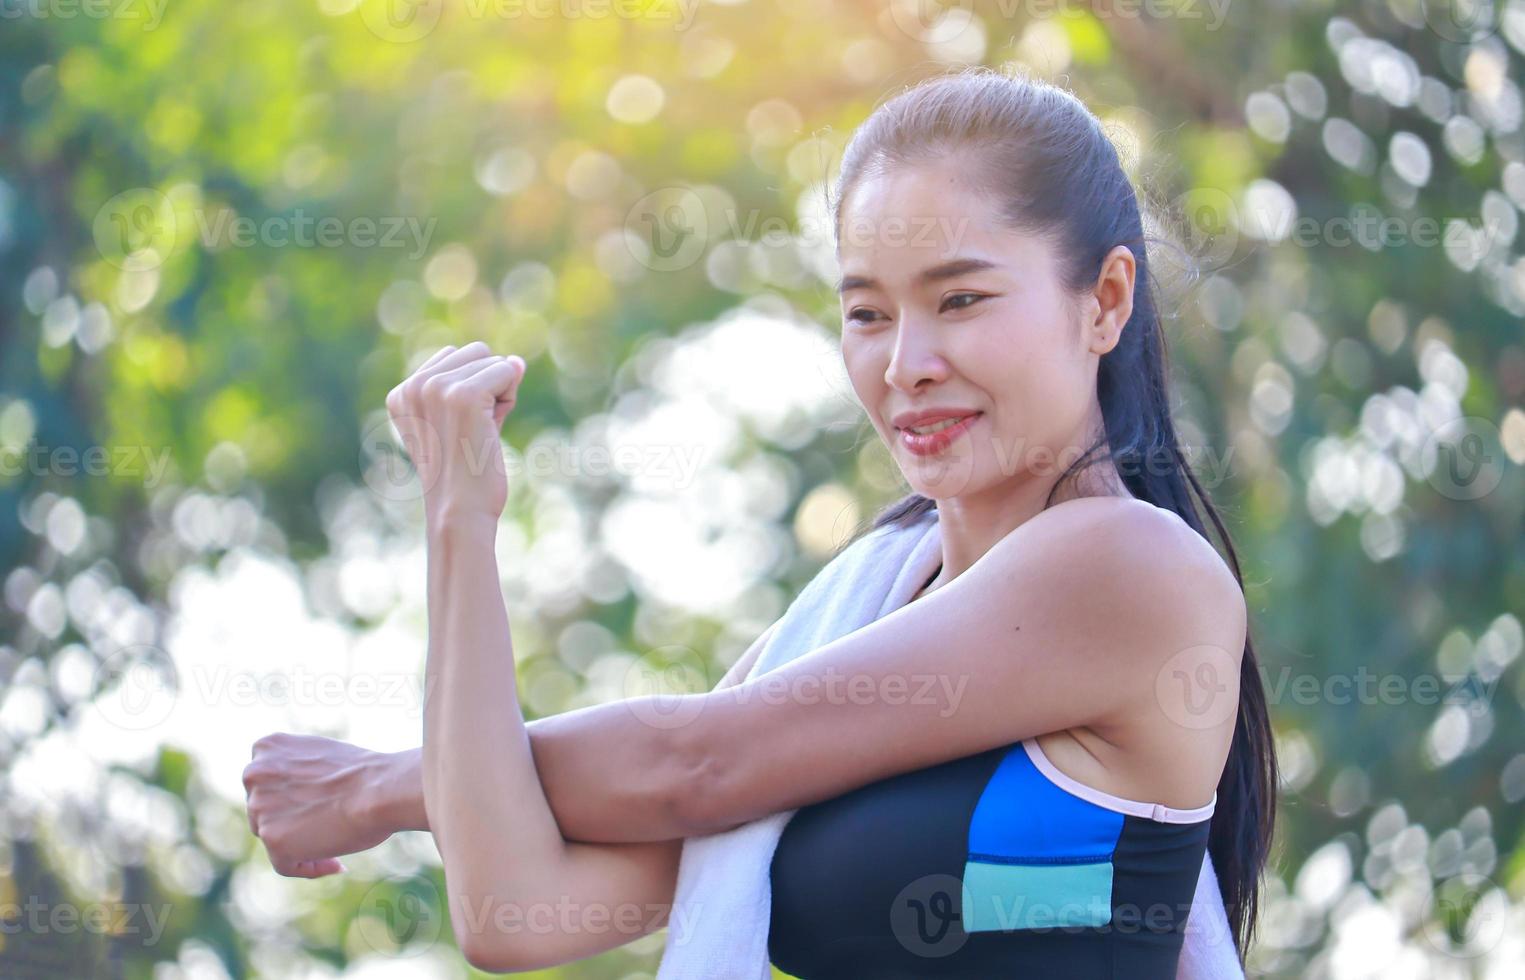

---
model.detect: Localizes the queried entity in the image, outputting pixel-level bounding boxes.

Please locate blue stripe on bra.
[967,741,1125,862]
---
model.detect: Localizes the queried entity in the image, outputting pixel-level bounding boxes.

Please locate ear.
[1088,244,1136,355]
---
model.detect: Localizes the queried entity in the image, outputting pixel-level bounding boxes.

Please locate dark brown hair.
[830,66,1276,961]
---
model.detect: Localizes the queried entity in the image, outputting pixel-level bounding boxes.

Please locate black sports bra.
[768,571,1216,978]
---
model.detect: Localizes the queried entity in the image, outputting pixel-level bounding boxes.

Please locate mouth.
[897,412,983,456]
[902,416,973,436]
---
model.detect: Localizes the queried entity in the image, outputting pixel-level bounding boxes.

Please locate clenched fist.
[384,340,527,525]
[243,732,398,878]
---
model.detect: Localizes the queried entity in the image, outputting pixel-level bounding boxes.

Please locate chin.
[906,464,985,499]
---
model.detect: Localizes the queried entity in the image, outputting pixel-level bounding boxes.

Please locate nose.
[883,318,951,393]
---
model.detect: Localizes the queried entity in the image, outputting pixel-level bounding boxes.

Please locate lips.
[898,412,983,456]
[903,416,973,435]
[891,407,983,431]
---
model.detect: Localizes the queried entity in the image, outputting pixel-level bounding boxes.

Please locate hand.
[243,732,401,878]
[384,341,527,525]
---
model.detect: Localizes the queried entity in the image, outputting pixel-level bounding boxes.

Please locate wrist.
[355,749,429,834]
[425,502,500,539]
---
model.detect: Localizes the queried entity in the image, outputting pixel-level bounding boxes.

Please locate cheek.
[841,330,888,371]
[970,305,1080,427]
[840,342,884,405]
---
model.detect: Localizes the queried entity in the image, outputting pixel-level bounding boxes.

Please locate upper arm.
[681,501,1246,833]
[459,618,785,971]
[460,836,685,972]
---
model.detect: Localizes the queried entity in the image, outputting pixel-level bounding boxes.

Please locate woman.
[243,67,1276,978]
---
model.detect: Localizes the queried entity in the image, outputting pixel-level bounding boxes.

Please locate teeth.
[908,416,971,435]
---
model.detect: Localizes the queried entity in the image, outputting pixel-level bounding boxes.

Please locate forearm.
[422,514,567,920]
[369,696,711,844]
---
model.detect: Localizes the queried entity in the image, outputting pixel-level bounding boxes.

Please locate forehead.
[835,166,1043,279]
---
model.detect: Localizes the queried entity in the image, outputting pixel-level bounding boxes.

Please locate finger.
[427,357,524,417]
[289,858,345,878]
[429,353,509,390]
[491,359,525,426]
[413,344,459,374]
[413,341,493,383]
[272,855,318,879]
[493,358,526,416]
[450,359,525,420]
[457,356,525,398]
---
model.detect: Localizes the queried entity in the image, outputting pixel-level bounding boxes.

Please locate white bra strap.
[1022,738,1217,824]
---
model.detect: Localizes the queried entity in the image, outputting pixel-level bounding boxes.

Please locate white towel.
[657,508,1244,979]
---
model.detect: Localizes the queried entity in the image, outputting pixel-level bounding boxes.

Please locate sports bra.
[768,568,1217,979]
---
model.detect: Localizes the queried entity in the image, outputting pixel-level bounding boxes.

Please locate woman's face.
[836,164,1128,502]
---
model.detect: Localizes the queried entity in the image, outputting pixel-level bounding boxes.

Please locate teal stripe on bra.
[961,858,1115,932]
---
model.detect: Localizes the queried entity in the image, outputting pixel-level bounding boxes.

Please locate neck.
[922,459,1134,593]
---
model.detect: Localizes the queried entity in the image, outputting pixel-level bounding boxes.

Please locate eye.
[846,307,883,325]
[941,292,987,313]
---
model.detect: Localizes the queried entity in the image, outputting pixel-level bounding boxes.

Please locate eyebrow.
[836,257,999,296]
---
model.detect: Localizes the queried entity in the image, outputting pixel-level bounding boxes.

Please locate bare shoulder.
[985,495,1248,717]
[1004,497,1246,806]
[1004,496,1246,636]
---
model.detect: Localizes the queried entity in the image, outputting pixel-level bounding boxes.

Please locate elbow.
[447,869,574,973]
[458,934,519,974]
[454,909,565,974]
[459,942,540,975]
[452,897,513,973]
